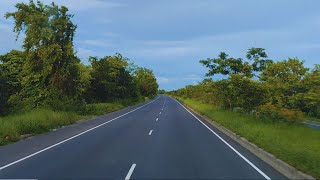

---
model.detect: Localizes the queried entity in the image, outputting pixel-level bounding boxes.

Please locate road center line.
[149,130,153,135]
[0,97,159,171]
[125,163,136,180]
[174,98,271,180]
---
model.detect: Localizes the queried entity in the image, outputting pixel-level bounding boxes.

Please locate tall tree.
[6,0,80,107]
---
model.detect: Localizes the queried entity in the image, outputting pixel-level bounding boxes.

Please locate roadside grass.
[0,109,82,145]
[84,103,125,115]
[306,116,320,123]
[0,97,147,146]
[175,97,320,179]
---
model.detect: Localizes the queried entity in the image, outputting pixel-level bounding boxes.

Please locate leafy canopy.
[5,0,80,107]
[200,48,272,78]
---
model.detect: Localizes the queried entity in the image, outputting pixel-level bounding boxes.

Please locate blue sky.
[0,0,319,90]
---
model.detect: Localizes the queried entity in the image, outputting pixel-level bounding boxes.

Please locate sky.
[0,0,319,91]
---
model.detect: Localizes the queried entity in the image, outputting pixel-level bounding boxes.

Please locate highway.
[0,95,286,179]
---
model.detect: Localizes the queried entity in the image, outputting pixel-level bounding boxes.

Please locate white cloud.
[156,77,170,84]
[132,46,199,58]
[126,19,320,62]
[102,31,120,37]
[76,47,95,63]
[81,39,113,48]
[98,19,113,24]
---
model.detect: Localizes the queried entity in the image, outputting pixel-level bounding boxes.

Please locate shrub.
[257,103,304,123]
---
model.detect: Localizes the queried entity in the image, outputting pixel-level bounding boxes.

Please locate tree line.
[0,1,158,116]
[169,48,320,122]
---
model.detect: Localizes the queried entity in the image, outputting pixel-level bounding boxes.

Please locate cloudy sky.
[0,0,319,90]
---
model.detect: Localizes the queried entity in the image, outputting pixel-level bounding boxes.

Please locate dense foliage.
[170,48,320,122]
[0,0,158,116]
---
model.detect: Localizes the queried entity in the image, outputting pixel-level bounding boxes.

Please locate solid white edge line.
[125,163,136,180]
[0,97,159,171]
[148,130,153,135]
[174,99,271,180]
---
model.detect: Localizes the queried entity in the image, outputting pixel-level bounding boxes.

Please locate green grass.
[84,103,125,115]
[0,97,146,146]
[175,97,320,179]
[306,116,320,123]
[0,109,82,145]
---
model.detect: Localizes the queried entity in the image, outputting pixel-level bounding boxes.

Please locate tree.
[0,50,24,114]
[260,58,309,109]
[0,67,8,115]
[200,48,272,78]
[200,52,245,77]
[135,68,158,97]
[5,0,80,108]
[87,54,138,102]
[246,48,271,72]
[295,65,320,117]
[77,63,92,98]
[157,89,166,94]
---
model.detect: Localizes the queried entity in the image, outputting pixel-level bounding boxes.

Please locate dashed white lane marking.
[156,118,159,121]
[174,98,271,180]
[148,130,153,135]
[159,112,161,114]
[0,97,159,171]
[125,163,136,180]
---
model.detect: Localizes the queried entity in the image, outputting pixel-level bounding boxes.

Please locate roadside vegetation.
[169,48,320,178]
[0,1,158,145]
[176,97,320,178]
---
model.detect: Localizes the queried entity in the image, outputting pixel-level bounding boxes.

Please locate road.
[0,95,286,179]
[304,121,320,130]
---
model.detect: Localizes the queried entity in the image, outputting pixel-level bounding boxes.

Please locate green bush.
[257,103,304,123]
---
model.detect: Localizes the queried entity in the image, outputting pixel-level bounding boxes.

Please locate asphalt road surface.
[0,95,286,179]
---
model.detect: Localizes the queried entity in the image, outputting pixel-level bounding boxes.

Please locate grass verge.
[0,109,82,145]
[175,97,320,179]
[0,97,147,146]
